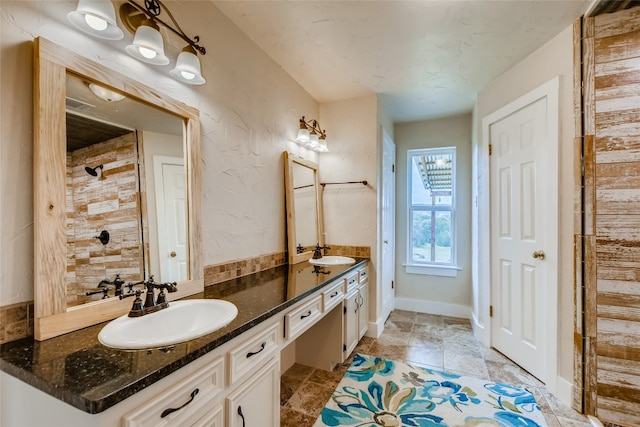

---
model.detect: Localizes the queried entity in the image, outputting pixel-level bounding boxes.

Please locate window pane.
[411,158,432,205]
[434,211,452,263]
[411,211,431,262]
[407,147,456,268]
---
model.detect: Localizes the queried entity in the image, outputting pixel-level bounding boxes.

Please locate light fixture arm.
[126,0,206,55]
[299,116,327,139]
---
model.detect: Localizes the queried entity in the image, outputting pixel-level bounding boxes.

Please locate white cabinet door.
[357,283,368,340]
[226,358,280,427]
[343,289,359,357]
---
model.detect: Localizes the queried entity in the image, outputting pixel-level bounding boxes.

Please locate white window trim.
[406,147,457,273]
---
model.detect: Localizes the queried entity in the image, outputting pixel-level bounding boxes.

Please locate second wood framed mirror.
[283,151,324,264]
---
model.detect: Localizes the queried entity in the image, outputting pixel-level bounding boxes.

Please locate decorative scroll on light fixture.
[67,0,206,85]
[295,116,329,152]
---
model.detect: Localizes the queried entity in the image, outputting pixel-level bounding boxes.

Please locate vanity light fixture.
[67,0,206,85]
[295,116,329,152]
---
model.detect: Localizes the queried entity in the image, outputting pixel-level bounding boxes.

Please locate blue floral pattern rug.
[314,353,548,427]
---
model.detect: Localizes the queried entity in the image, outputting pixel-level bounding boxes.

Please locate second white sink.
[309,255,356,266]
[99,299,238,350]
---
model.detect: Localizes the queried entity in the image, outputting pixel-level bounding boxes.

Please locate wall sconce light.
[295,116,329,152]
[68,0,206,85]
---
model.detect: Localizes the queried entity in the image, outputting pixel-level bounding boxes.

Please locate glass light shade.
[125,21,169,65]
[170,48,206,85]
[296,127,310,143]
[67,0,124,40]
[317,137,329,152]
[88,83,125,102]
[307,132,320,149]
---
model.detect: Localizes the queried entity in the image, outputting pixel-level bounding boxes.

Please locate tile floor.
[280,310,593,427]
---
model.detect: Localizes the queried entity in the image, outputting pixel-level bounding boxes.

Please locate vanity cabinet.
[226,357,280,427]
[122,357,225,427]
[343,287,360,357]
[343,265,369,359]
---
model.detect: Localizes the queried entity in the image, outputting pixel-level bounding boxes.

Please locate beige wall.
[0,0,318,306]
[472,24,575,396]
[319,95,381,329]
[393,114,473,316]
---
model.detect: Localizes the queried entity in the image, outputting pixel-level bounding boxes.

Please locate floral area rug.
[314,353,548,427]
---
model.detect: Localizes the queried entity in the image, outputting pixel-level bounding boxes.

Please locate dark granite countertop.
[0,259,366,414]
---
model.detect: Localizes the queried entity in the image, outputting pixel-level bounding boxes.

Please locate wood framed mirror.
[33,37,203,340]
[283,151,324,264]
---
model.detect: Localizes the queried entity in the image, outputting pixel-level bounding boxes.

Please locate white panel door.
[490,97,549,381]
[381,130,396,322]
[155,157,187,282]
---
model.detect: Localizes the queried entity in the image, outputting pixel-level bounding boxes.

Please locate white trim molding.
[395,297,471,319]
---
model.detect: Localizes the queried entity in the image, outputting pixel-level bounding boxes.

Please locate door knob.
[532,250,545,260]
[170,251,177,258]
[384,240,388,244]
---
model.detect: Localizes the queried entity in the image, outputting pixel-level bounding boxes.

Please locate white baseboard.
[394,298,471,319]
[471,311,490,346]
[556,376,573,408]
[366,319,385,339]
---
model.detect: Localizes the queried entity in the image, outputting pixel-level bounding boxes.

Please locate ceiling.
[214,0,589,122]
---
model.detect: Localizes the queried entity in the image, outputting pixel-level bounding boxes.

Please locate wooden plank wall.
[586,5,640,425]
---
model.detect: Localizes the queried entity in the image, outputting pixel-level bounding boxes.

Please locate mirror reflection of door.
[292,162,319,251]
[153,155,187,282]
[65,73,186,306]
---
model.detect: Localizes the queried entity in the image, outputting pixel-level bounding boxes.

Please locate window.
[407,147,456,274]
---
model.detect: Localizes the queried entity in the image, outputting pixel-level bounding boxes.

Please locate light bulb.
[84,14,108,31]
[138,46,157,59]
[180,70,196,80]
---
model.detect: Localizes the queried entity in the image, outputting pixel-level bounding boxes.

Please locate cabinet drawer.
[227,323,279,386]
[345,273,359,293]
[285,294,322,341]
[122,356,224,427]
[322,280,344,312]
[358,266,368,284]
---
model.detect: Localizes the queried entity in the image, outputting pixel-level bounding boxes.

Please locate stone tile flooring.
[280,310,592,427]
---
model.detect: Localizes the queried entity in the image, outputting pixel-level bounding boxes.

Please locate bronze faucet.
[120,276,178,317]
[312,244,331,259]
[85,274,125,299]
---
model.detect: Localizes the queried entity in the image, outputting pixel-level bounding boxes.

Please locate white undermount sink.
[308,255,356,266]
[98,299,238,350]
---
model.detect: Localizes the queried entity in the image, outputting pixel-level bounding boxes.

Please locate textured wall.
[319,95,380,326]
[0,0,319,306]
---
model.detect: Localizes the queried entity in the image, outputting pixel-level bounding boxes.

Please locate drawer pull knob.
[246,341,266,358]
[300,310,312,319]
[238,406,246,427]
[330,291,339,298]
[160,388,199,418]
